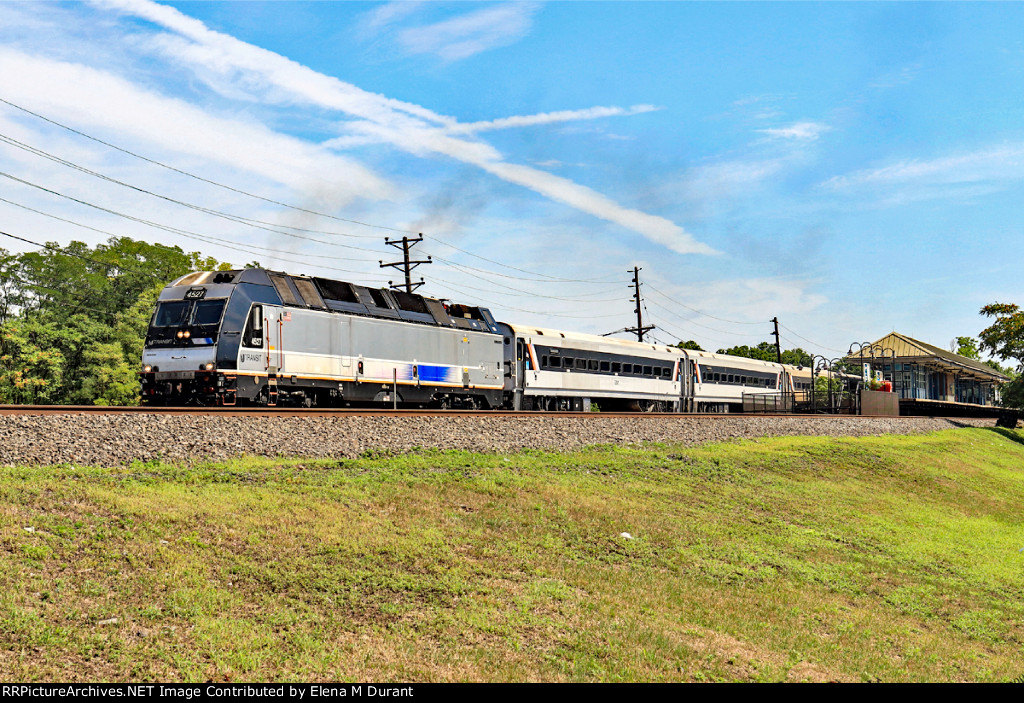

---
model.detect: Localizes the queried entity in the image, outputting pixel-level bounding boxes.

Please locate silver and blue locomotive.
[141,268,505,408]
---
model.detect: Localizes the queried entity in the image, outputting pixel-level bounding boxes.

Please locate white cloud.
[91,0,714,256]
[757,121,831,141]
[450,105,660,134]
[0,48,395,205]
[359,1,426,34]
[869,63,921,90]
[822,143,1024,190]
[481,161,718,255]
[396,3,540,62]
[662,157,790,217]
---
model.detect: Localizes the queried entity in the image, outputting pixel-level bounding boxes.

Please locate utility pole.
[770,317,782,364]
[624,266,654,342]
[379,234,431,293]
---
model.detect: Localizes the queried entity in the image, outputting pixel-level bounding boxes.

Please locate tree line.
[674,339,813,367]
[0,237,230,405]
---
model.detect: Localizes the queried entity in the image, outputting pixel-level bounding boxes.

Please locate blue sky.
[1,1,1022,357]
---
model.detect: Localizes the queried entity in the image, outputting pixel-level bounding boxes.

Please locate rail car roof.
[687,350,785,369]
[507,324,681,355]
[163,268,500,333]
[781,363,860,380]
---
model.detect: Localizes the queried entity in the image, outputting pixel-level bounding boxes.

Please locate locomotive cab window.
[192,299,226,326]
[153,301,189,327]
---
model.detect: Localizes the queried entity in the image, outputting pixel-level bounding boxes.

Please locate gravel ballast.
[0,414,997,467]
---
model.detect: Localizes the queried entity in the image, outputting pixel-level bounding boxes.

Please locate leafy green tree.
[979,304,1024,369]
[717,342,776,362]
[74,342,139,406]
[950,335,1014,376]
[112,287,161,364]
[953,336,982,360]
[0,318,66,404]
[978,303,1024,409]
[0,236,228,405]
[0,249,20,325]
[984,359,1017,377]
[717,341,811,367]
[674,339,704,351]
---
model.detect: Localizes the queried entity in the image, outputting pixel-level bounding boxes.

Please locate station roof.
[846,332,1009,382]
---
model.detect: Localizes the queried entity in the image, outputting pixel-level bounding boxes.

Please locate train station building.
[846,332,1009,406]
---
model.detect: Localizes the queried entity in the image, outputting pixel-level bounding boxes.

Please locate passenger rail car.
[689,351,784,413]
[141,268,795,413]
[502,325,683,411]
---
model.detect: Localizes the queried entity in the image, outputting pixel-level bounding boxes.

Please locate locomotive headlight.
[143,364,152,373]
[203,362,215,371]
[183,330,191,339]
[176,330,184,339]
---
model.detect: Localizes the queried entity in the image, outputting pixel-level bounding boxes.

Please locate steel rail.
[0,405,945,419]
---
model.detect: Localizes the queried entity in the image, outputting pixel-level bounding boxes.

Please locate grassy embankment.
[2,427,1023,682]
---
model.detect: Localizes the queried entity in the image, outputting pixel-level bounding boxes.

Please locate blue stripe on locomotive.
[417,364,459,384]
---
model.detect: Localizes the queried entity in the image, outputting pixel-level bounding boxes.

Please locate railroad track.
[0,404,928,419]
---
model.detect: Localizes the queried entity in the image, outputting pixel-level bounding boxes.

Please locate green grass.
[1,427,1023,682]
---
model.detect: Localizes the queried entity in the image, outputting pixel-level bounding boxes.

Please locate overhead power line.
[644,282,767,326]
[0,227,164,282]
[0,134,390,251]
[0,130,625,293]
[0,183,626,305]
[0,192,394,282]
[778,322,848,355]
[0,96,414,236]
[643,296,765,339]
[0,96,624,285]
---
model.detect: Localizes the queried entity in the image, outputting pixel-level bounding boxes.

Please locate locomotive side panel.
[243,303,504,407]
